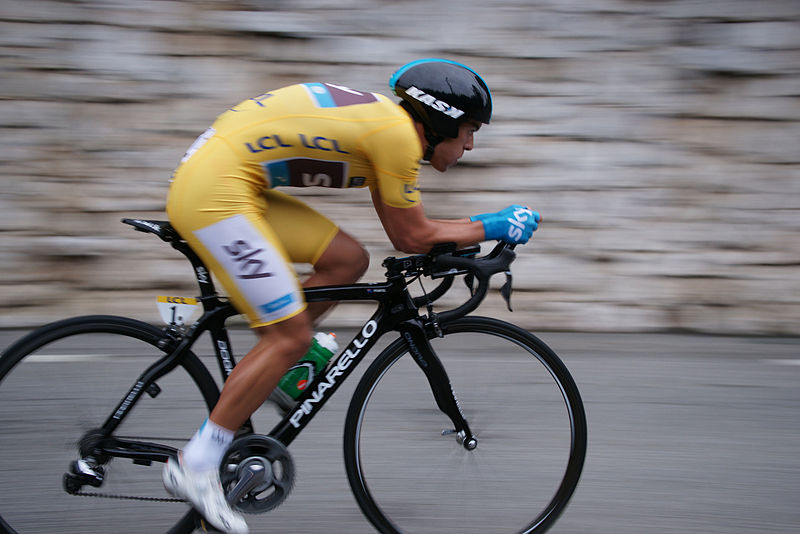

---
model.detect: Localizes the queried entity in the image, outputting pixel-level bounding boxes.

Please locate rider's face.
[429,121,481,172]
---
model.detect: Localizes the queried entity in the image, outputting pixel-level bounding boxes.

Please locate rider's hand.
[475,206,541,244]
[469,204,528,223]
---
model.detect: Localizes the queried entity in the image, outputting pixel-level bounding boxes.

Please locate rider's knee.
[337,235,369,281]
[317,232,370,283]
[283,330,313,361]
[351,242,370,280]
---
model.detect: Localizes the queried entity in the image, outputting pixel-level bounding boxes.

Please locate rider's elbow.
[384,215,438,254]
[389,235,419,254]
[390,231,434,254]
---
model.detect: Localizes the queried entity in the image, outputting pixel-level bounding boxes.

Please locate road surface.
[0,328,798,533]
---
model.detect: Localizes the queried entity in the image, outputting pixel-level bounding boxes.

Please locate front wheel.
[0,315,220,534]
[344,317,587,534]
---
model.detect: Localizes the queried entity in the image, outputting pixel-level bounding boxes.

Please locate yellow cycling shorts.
[167,171,339,328]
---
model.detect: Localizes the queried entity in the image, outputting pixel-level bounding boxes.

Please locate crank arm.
[224,462,269,505]
[100,437,178,464]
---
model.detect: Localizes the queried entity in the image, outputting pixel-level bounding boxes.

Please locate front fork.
[399,319,477,450]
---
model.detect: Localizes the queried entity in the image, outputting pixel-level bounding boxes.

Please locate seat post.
[168,237,221,302]
[121,218,221,302]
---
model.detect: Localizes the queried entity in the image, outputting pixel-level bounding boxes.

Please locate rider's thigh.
[172,209,307,328]
[262,189,340,265]
[263,189,368,282]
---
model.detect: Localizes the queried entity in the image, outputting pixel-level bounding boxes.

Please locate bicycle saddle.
[122,218,182,243]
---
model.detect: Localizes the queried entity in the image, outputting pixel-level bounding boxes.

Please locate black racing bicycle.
[0,218,586,534]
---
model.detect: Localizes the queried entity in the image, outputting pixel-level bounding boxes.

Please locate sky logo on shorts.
[193,215,304,324]
[260,293,296,314]
[223,240,274,279]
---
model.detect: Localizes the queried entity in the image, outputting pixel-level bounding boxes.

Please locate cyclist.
[162,58,540,533]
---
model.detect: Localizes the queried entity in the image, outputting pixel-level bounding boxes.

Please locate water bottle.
[269,332,339,412]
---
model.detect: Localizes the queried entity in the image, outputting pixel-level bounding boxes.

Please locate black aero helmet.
[390,59,492,143]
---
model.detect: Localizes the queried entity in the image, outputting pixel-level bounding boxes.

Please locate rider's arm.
[371,189,485,253]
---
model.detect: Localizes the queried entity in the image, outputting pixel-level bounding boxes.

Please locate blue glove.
[469,204,528,223]
[476,207,541,244]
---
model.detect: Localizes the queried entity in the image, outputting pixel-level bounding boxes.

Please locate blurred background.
[1,0,799,333]
[2,3,800,534]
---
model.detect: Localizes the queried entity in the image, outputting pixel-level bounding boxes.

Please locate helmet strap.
[399,101,443,161]
[423,131,443,161]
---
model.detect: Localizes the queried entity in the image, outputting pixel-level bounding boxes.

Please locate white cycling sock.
[182,418,235,472]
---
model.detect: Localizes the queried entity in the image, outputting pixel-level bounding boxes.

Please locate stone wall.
[1,0,799,333]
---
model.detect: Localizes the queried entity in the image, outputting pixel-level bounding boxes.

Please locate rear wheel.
[344,317,586,534]
[0,316,220,534]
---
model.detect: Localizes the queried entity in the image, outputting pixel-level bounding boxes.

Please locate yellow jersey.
[175,83,423,208]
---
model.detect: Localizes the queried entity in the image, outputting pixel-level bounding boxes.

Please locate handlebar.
[382,241,517,323]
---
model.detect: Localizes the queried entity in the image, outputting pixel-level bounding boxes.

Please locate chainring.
[219,435,295,514]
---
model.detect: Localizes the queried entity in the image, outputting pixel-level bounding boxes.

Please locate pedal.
[64,458,105,493]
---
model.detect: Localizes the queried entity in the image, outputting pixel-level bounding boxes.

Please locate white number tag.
[157,296,201,326]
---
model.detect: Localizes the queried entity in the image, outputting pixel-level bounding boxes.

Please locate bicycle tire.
[0,315,220,534]
[343,316,586,534]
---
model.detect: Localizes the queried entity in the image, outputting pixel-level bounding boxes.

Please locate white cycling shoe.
[163,454,249,534]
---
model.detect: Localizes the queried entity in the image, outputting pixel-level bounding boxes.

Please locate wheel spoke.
[0,317,218,534]
[344,318,586,534]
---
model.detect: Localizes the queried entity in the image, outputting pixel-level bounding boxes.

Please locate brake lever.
[500,271,513,312]
[463,273,475,296]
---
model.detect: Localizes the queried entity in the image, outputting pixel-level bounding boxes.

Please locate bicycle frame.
[274,281,473,447]
[95,227,476,464]
[0,220,585,534]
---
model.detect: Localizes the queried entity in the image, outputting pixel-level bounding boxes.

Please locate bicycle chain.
[73,490,184,503]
